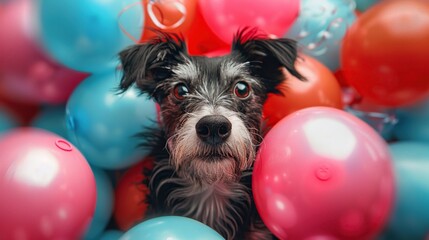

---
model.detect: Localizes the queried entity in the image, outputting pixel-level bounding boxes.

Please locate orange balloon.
[341,0,429,107]
[141,0,197,41]
[114,158,153,231]
[263,55,343,128]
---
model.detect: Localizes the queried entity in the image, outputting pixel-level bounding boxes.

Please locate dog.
[118,28,303,240]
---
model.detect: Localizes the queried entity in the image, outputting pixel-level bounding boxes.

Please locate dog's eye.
[173,83,189,100]
[234,81,251,99]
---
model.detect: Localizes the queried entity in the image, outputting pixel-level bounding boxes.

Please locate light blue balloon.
[99,230,124,240]
[0,108,16,134]
[38,0,144,73]
[355,0,379,12]
[84,168,114,240]
[393,99,429,142]
[285,0,357,71]
[380,142,429,240]
[120,216,225,240]
[31,106,68,139]
[66,68,158,169]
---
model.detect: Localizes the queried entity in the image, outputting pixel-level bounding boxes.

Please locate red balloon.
[141,0,197,41]
[341,0,429,107]
[186,1,230,56]
[0,128,96,239]
[253,107,394,240]
[263,55,343,128]
[114,158,153,231]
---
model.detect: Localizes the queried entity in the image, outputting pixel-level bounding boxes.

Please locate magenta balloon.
[0,1,87,104]
[199,0,300,43]
[0,128,96,239]
[253,107,394,240]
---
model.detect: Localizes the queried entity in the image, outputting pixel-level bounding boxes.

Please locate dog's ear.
[118,32,187,101]
[232,28,304,94]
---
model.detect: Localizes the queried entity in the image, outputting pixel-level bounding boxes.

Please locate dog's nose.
[196,115,232,145]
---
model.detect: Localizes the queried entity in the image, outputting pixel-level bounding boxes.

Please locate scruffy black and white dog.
[118,29,303,240]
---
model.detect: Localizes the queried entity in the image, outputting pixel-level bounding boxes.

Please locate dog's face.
[119,29,302,184]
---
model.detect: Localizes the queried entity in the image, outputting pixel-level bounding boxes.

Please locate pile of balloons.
[1,0,429,239]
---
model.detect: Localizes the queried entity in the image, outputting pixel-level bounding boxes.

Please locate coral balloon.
[141,0,197,40]
[0,128,96,239]
[263,55,343,128]
[0,0,88,104]
[286,0,356,71]
[341,0,429,107]
[114,158,153,231]
[253,107,394,240]
[186,2,230,56]
[199,0,299,44]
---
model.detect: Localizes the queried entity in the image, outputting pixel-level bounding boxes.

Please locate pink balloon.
[253,107,394,240]
[0,128,96,239]
[0,1,87,104]
[198,0,300,43]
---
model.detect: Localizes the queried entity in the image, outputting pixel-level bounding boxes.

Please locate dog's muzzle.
[195,115,232,145]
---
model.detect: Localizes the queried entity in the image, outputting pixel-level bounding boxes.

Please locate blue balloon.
[38,0,144,73]
[0,108,16,134]
[394,99,429,142]
[380,142,429,240]
[31,106,68,139]
[99,230,123,240]
[285,0,357,71]
[355,0,379,12]
[84,168,114,240]
[66,68,158,169]
[121,216,224,240]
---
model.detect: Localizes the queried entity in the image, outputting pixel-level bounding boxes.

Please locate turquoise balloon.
[84,168,114,240]
[285,0,356,71]
[38,0,144,73]
[394,100,429,142]
[66,68,158,169]
[31,106,68,139]
[381,142,429,240]
[355,0,379,12]
[120,216,224,240]
[0,108,16,134]
[99,230,123,240]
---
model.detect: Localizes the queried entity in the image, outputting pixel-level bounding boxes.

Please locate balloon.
[0,92,40,125]
[186,2,230,56]
[263,55,343,128]
[285,0,356,71]
[0,0,88,104]
[341,0,429,107]
[393,99,429,142]
[100,230,124,240]
[199,0,299,44]
[83,168,114,240]
[381,142,429,240]
[355,0,379,12]
[141,0,197,40]
[0,128,96,239]
[114,158,153,231]
[0,107,17,134]
[31,105,68,139]
[253,107,394,240]
[38,0,144,73]
[120,216,224,240]
[66,68,158,169]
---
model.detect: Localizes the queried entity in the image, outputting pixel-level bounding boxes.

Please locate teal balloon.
[38,0,144,73]
[84,168,114,240]
[99,230,123,240]
[66,68,158,169]
[355,0,379,12]
[0,108,16,134]
[120,216,225,240]
[381,142,429,240]
[285,0,356,71]
[31,106,68,139]
[394,100,429,142]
